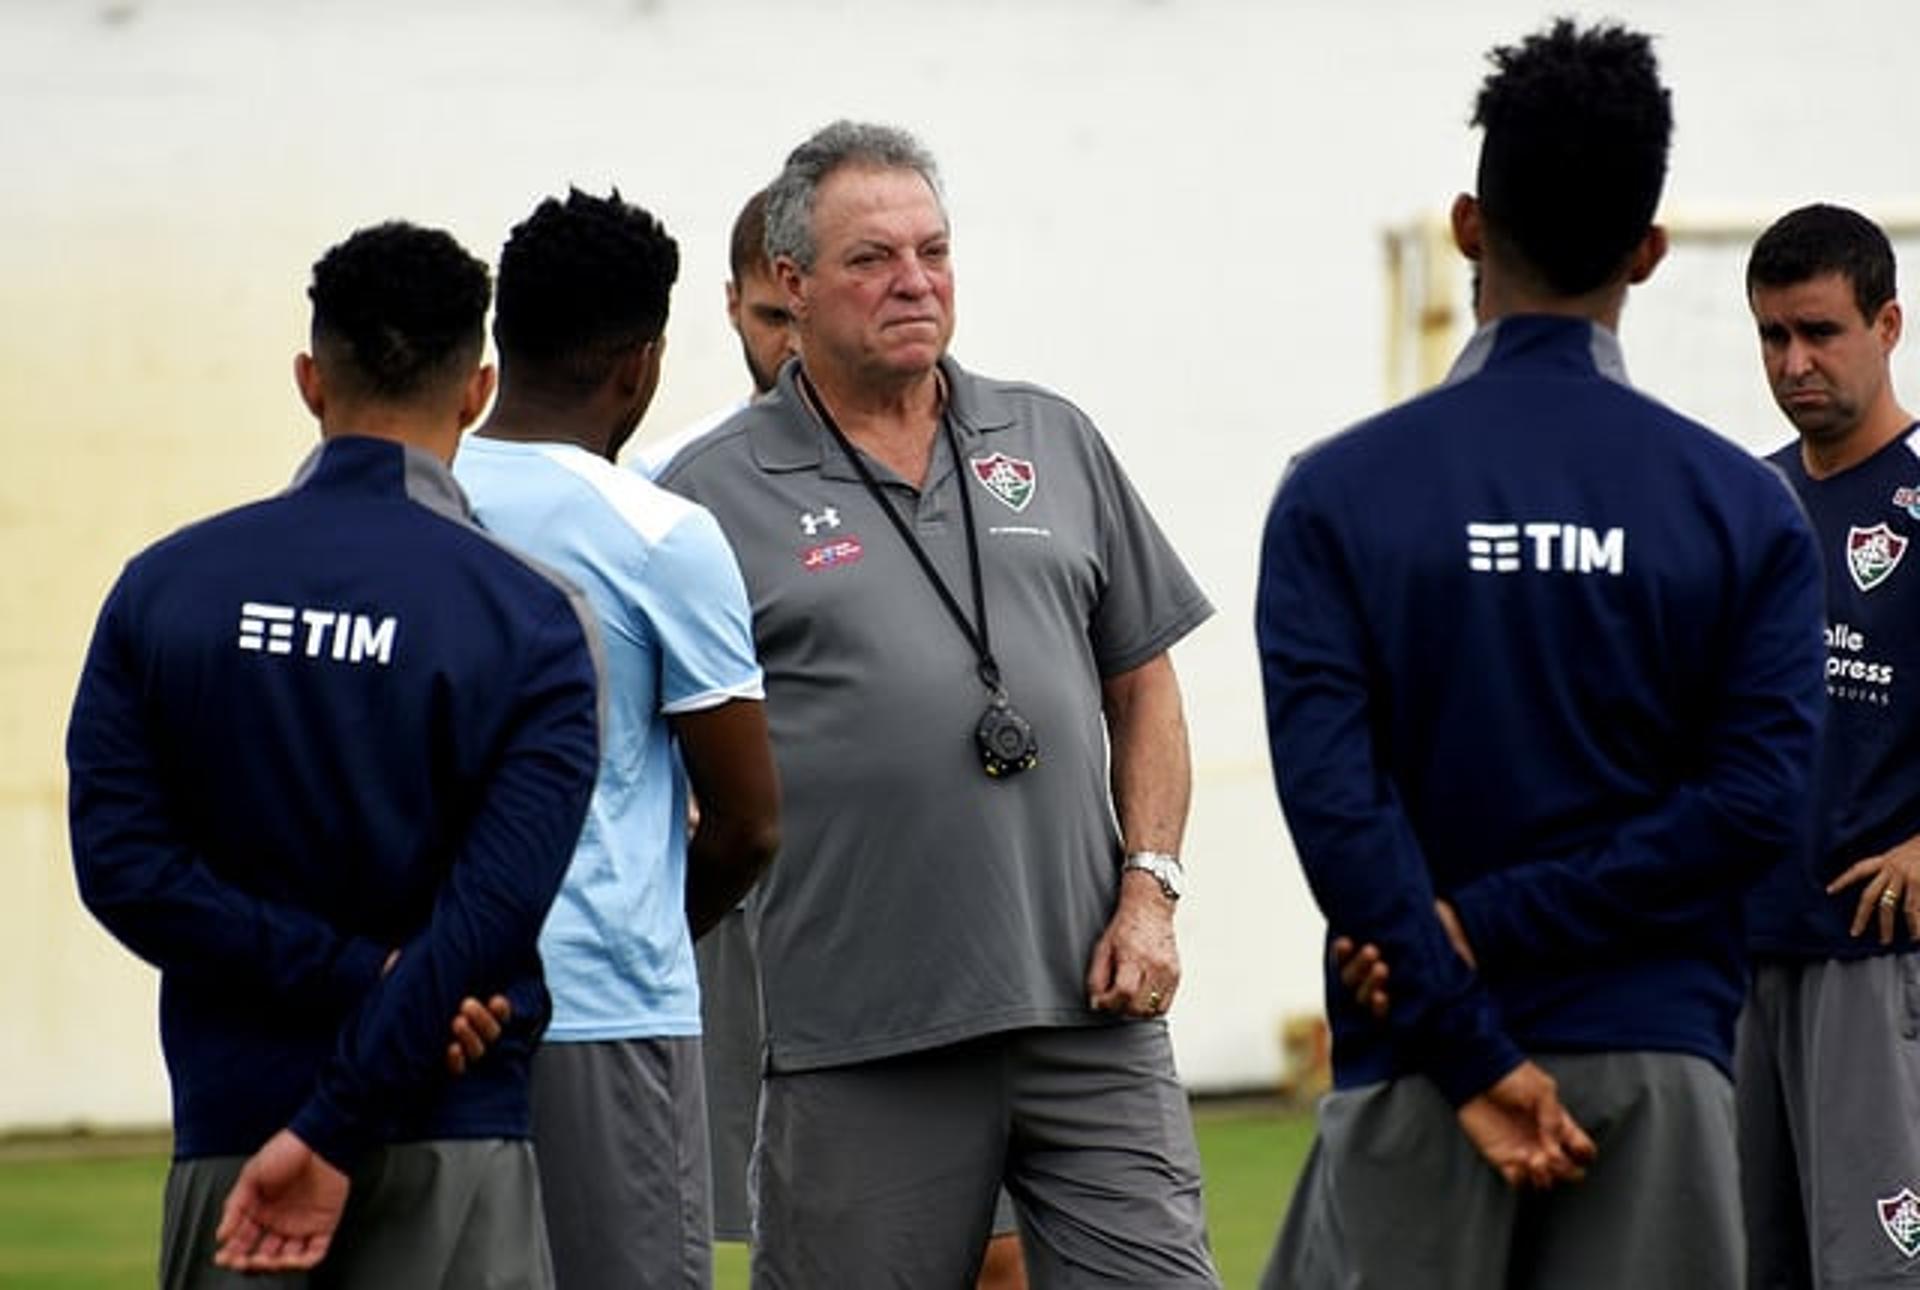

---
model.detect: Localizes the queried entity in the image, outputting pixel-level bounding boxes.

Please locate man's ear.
[611,336,665,398]
[774,256,807,322]
[1450,193,1483,262]
[1876,298,1903,354]
[636,337,665,416]
[294,352,326,420]
[457,363,496,431]
[1625,224,1668,286]
[644,333,667,381]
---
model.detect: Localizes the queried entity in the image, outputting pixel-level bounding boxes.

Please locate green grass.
[0,1153,168,1290]
[1195,1100,1316,1286]
[0,1100,1314,1289]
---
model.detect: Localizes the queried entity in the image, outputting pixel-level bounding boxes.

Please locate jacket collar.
[288,435,471,522]
[1446,315,1631,388]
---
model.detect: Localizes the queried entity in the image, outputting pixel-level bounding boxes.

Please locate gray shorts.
[1263,1051,1740,1290]
[698,907,1017,1249]
[1738,954,1920,1288]
[160,1138,552,1289]
[751,1023,1219,1289]
[697,905,764,1244]
[531,1036,710,1290]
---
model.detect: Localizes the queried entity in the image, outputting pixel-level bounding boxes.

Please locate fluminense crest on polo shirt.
[1878,1187,1920,1258]
[1848,523,1908,592]
[969,452,1036,513]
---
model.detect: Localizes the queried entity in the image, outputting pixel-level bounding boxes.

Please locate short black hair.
[494,187,680,391]
[1747,204,1897,321]
[307,221,491,401]
[729,188,772,285]
[1473,19,1672,296]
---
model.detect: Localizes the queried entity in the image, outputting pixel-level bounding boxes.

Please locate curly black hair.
[307,221,491,400]
[1473,19,1672,297]
[1748,204,1897,321]
[494,188,680,391]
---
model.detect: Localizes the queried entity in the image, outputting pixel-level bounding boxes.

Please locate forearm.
[686,811,779,939]
[76,848,388,1010]
[296,790,588,1167]
[1103,653,1192,858]
[1449,787,1786,973]
[672,698,780,941]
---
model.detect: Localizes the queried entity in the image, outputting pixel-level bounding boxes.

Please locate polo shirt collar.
[749,354,1017,478]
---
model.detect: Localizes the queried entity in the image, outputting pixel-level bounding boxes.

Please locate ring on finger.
[1146,989,1164,1011]
[1883,887,1902,908]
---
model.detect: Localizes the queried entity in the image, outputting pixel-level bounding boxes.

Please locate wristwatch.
[1122,851,1184,902]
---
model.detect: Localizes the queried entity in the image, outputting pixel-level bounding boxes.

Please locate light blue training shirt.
[455,434,764,1040]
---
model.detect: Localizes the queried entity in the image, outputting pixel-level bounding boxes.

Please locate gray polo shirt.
[658,356,1212,1072]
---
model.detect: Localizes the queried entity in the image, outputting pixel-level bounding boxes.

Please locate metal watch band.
[1122,851,1184,901]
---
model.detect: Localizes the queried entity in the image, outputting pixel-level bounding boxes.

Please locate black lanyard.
[796,367,1007,696]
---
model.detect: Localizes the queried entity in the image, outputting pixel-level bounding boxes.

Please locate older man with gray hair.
[658,120,1221,1288]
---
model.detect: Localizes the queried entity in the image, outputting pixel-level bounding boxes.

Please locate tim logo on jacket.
[238,602,398,665]
[1465,521,1625,576]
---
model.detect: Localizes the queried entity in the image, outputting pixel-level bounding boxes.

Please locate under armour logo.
[801,507,841,536]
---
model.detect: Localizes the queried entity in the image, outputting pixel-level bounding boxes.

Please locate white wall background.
[6,0,1920,1127]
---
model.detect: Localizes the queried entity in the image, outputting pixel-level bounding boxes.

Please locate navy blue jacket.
[1257,316,1825,1105]
[1748,426,1920,959]
[67,436,601,1167]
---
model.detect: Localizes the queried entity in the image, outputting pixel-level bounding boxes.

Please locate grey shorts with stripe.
[1263,1051,1740,1290]
[697,905,764,1244]
[531,1036,711,1290]
[161,1138,552,1290]
[752,1022,1219,1289]
[1738,954,1920,1289]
